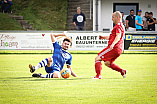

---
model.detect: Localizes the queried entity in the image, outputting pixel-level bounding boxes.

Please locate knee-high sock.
[39,73,53,78]
[35,58,48,70]
[95,61,102,77]
[46,73,53,78]
[108,63,122,73]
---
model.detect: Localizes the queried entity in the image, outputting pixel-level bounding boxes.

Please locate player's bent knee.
[104,61,110,66]
[95,56,102,61]
[53,71,61,78]
[48,57,52,62]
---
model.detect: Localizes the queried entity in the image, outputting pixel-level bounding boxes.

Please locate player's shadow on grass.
[7,77,120,81]
[7,76,90,81]
[26,77,91,81]
[8,77,34,79]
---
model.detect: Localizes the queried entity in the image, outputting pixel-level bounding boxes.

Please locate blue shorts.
[45,66,59,73]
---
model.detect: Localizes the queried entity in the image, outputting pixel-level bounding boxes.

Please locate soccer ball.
[61,68,71,78]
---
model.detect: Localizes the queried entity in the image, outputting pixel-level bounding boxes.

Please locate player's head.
[77,7,81,14]
[62,38,71,50]
[112,11,122,24]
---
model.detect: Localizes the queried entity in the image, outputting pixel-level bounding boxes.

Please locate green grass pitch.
[0,53,157,104]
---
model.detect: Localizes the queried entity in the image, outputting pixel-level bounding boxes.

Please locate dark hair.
[121,12,124,13]
[63,38,71,43]
[149,12,153,15]
[145,12,149,14]
[130,9,134,12]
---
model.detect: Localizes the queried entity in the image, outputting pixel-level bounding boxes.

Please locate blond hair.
[114,11,122,19]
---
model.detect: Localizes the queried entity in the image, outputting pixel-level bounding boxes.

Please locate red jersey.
[108,22,125,50]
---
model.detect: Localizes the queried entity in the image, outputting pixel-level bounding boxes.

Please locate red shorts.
[98,47,122,64]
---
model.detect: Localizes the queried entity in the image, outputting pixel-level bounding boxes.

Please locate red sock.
[108,63,122,73]
[95,61,102,77]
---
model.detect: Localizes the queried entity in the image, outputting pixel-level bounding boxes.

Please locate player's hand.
[99,35,104,40]
[63,31,67,36]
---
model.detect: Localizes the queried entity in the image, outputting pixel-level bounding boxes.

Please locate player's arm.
[110,32,121,50]
[67,65,77,77]
[99,35,109,40]
[50,33,66,43]
[136,20,143,26]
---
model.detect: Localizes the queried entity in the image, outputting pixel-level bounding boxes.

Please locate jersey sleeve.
[53,41,61,49]
[66,54,72,66]
[116,25,122,34]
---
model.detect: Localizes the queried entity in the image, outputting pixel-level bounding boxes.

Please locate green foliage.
[0,13,24,30]
[1,0,68,30]
[0,54,157,104]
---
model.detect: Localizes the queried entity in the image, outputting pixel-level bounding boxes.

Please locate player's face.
[62,41,70,50]
[112,13,116,24]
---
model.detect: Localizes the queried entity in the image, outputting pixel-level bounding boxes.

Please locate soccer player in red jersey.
[93,11,127,79]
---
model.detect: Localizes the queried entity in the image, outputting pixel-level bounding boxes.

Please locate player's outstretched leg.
[32,73,53,78]
[32,72,61,78]
[107,62,127,78]
[29,57,51,73]
[32,73,42,77]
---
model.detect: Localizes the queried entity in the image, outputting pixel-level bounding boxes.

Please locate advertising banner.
[0,32,110,51]
[0,33,52,50]
[124,34,157,51]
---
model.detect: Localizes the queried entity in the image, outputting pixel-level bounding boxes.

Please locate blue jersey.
[51,41,72,72]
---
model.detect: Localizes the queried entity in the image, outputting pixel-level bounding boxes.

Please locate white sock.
[35,63,41,70]
[40,75,47,78]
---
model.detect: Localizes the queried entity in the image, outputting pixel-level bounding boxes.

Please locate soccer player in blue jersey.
[29,33,77,78]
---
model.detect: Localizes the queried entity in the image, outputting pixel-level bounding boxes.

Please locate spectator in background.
[147,12,157,31]
[126,9,136,31]
[135,9,143,31]
[142,12,149,31]
[1,0,13,13]
[121,12,125,25]
[73,7,86,31]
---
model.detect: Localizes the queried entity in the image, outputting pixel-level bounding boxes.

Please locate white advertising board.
[0,32,110,51]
